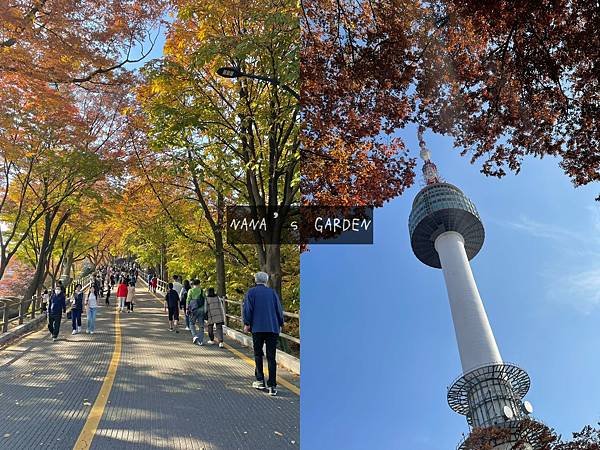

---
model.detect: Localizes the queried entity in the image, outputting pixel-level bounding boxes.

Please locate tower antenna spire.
[418,125,441,184]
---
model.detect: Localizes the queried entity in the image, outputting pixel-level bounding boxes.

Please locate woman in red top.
[151,276,158,293]
[116,280,128,313]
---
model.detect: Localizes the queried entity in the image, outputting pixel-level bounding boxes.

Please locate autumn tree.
[135,0,300,296]
[301,0,600,203]
[461,420,600,450]
[0,0,167,85]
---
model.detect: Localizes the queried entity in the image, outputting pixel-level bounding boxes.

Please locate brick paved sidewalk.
[0,288,299,450]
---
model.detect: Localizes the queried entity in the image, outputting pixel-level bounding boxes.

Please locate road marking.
[145,286,300,396]
[73,310,121,450]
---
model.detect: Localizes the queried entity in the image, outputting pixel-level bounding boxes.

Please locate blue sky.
[300,129,600,449]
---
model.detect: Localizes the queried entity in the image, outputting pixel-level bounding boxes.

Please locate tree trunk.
[22,214,54,305]
[60,250,74,286]
[214,229,226,297]
[264,244,282,298]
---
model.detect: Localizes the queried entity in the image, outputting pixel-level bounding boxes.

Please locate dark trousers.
[71,309,82,330]
[48,314,62,338]
[126,300,133,312]
[252,332,278,388]
[207,322,224,342]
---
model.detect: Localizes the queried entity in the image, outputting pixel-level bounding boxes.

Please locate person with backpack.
[164,283,180,333]
[243,272,285,396]
[187,279,206,346]
[86,288,98,334]
[70,284,84,335]
[205,287,226,348]
[180,279,191,330]
[48,285,66,342]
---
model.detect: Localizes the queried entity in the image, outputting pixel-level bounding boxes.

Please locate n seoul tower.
[408,131,538,449]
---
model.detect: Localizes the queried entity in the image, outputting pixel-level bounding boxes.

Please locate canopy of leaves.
[301,0,600,203]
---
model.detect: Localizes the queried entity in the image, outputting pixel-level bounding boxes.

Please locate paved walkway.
[0,287,299,449]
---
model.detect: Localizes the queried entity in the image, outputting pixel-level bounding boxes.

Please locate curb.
[0,315,47,349]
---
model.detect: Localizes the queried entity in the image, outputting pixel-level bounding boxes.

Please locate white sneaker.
[252,381,266,390]
[86,330,90,334]
[90,331,94,335]
[268,387,278,396]
[185,327,190,330]
[197,341,204,346]
[77,327,81,333]
[192,336,198,344]
[72,330,77,335]
[207,340,214,345]
[218,342,224,348]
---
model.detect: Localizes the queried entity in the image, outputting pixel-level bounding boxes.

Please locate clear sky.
[300,128,600,449]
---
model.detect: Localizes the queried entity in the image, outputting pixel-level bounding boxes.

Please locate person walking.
[151,275,158,293]
[126,279,136,312]
[205,288,226,348]
[243,272,284,396]
[164,283,180,333]
[180,279,191,330]
[147,273,153,291]
[187,279,206,346]
[172,275,183,296]
[71,284,84,335]
[86,288,98,334]
[104,281,111,305]
[93,275,102,297]
[116,279,128,313]
[41,289,50,316]
[47,285,66,342]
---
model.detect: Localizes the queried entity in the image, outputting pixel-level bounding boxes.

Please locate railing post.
[18,298,24,325]
[1,301,8,333]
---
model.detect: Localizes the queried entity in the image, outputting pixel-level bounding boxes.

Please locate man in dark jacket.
[48,286,66,341]
[71,284,84,335]
[243,272,284,396]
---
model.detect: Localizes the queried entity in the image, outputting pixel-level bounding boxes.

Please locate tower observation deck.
[408,139,541,449]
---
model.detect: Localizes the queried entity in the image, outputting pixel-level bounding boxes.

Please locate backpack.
[189,289,205,312]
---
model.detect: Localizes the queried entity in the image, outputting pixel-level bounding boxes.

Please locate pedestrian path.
[0,286,299,449]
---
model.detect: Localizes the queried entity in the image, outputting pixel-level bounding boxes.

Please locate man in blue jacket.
[48,285,66,341]
[243,272,284,396]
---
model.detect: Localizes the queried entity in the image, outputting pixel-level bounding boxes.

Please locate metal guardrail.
[0,275,93,334]
[140,271,300,347]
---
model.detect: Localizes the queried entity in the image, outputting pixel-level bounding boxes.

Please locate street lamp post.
[216,66,300,100]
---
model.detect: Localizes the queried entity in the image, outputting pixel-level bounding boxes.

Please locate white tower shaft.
[434,231,503,373]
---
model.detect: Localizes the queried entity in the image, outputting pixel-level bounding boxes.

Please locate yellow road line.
[146,286,300,396]
[223,342,300,396]
[73,310,121,450]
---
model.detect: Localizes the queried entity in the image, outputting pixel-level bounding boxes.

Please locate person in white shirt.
[86,288,99,334]
[172,275,184,296]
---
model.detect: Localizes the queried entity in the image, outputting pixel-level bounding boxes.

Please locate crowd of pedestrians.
[150,270,284,396]
[44,263,140,341]
[42,262,287,397]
